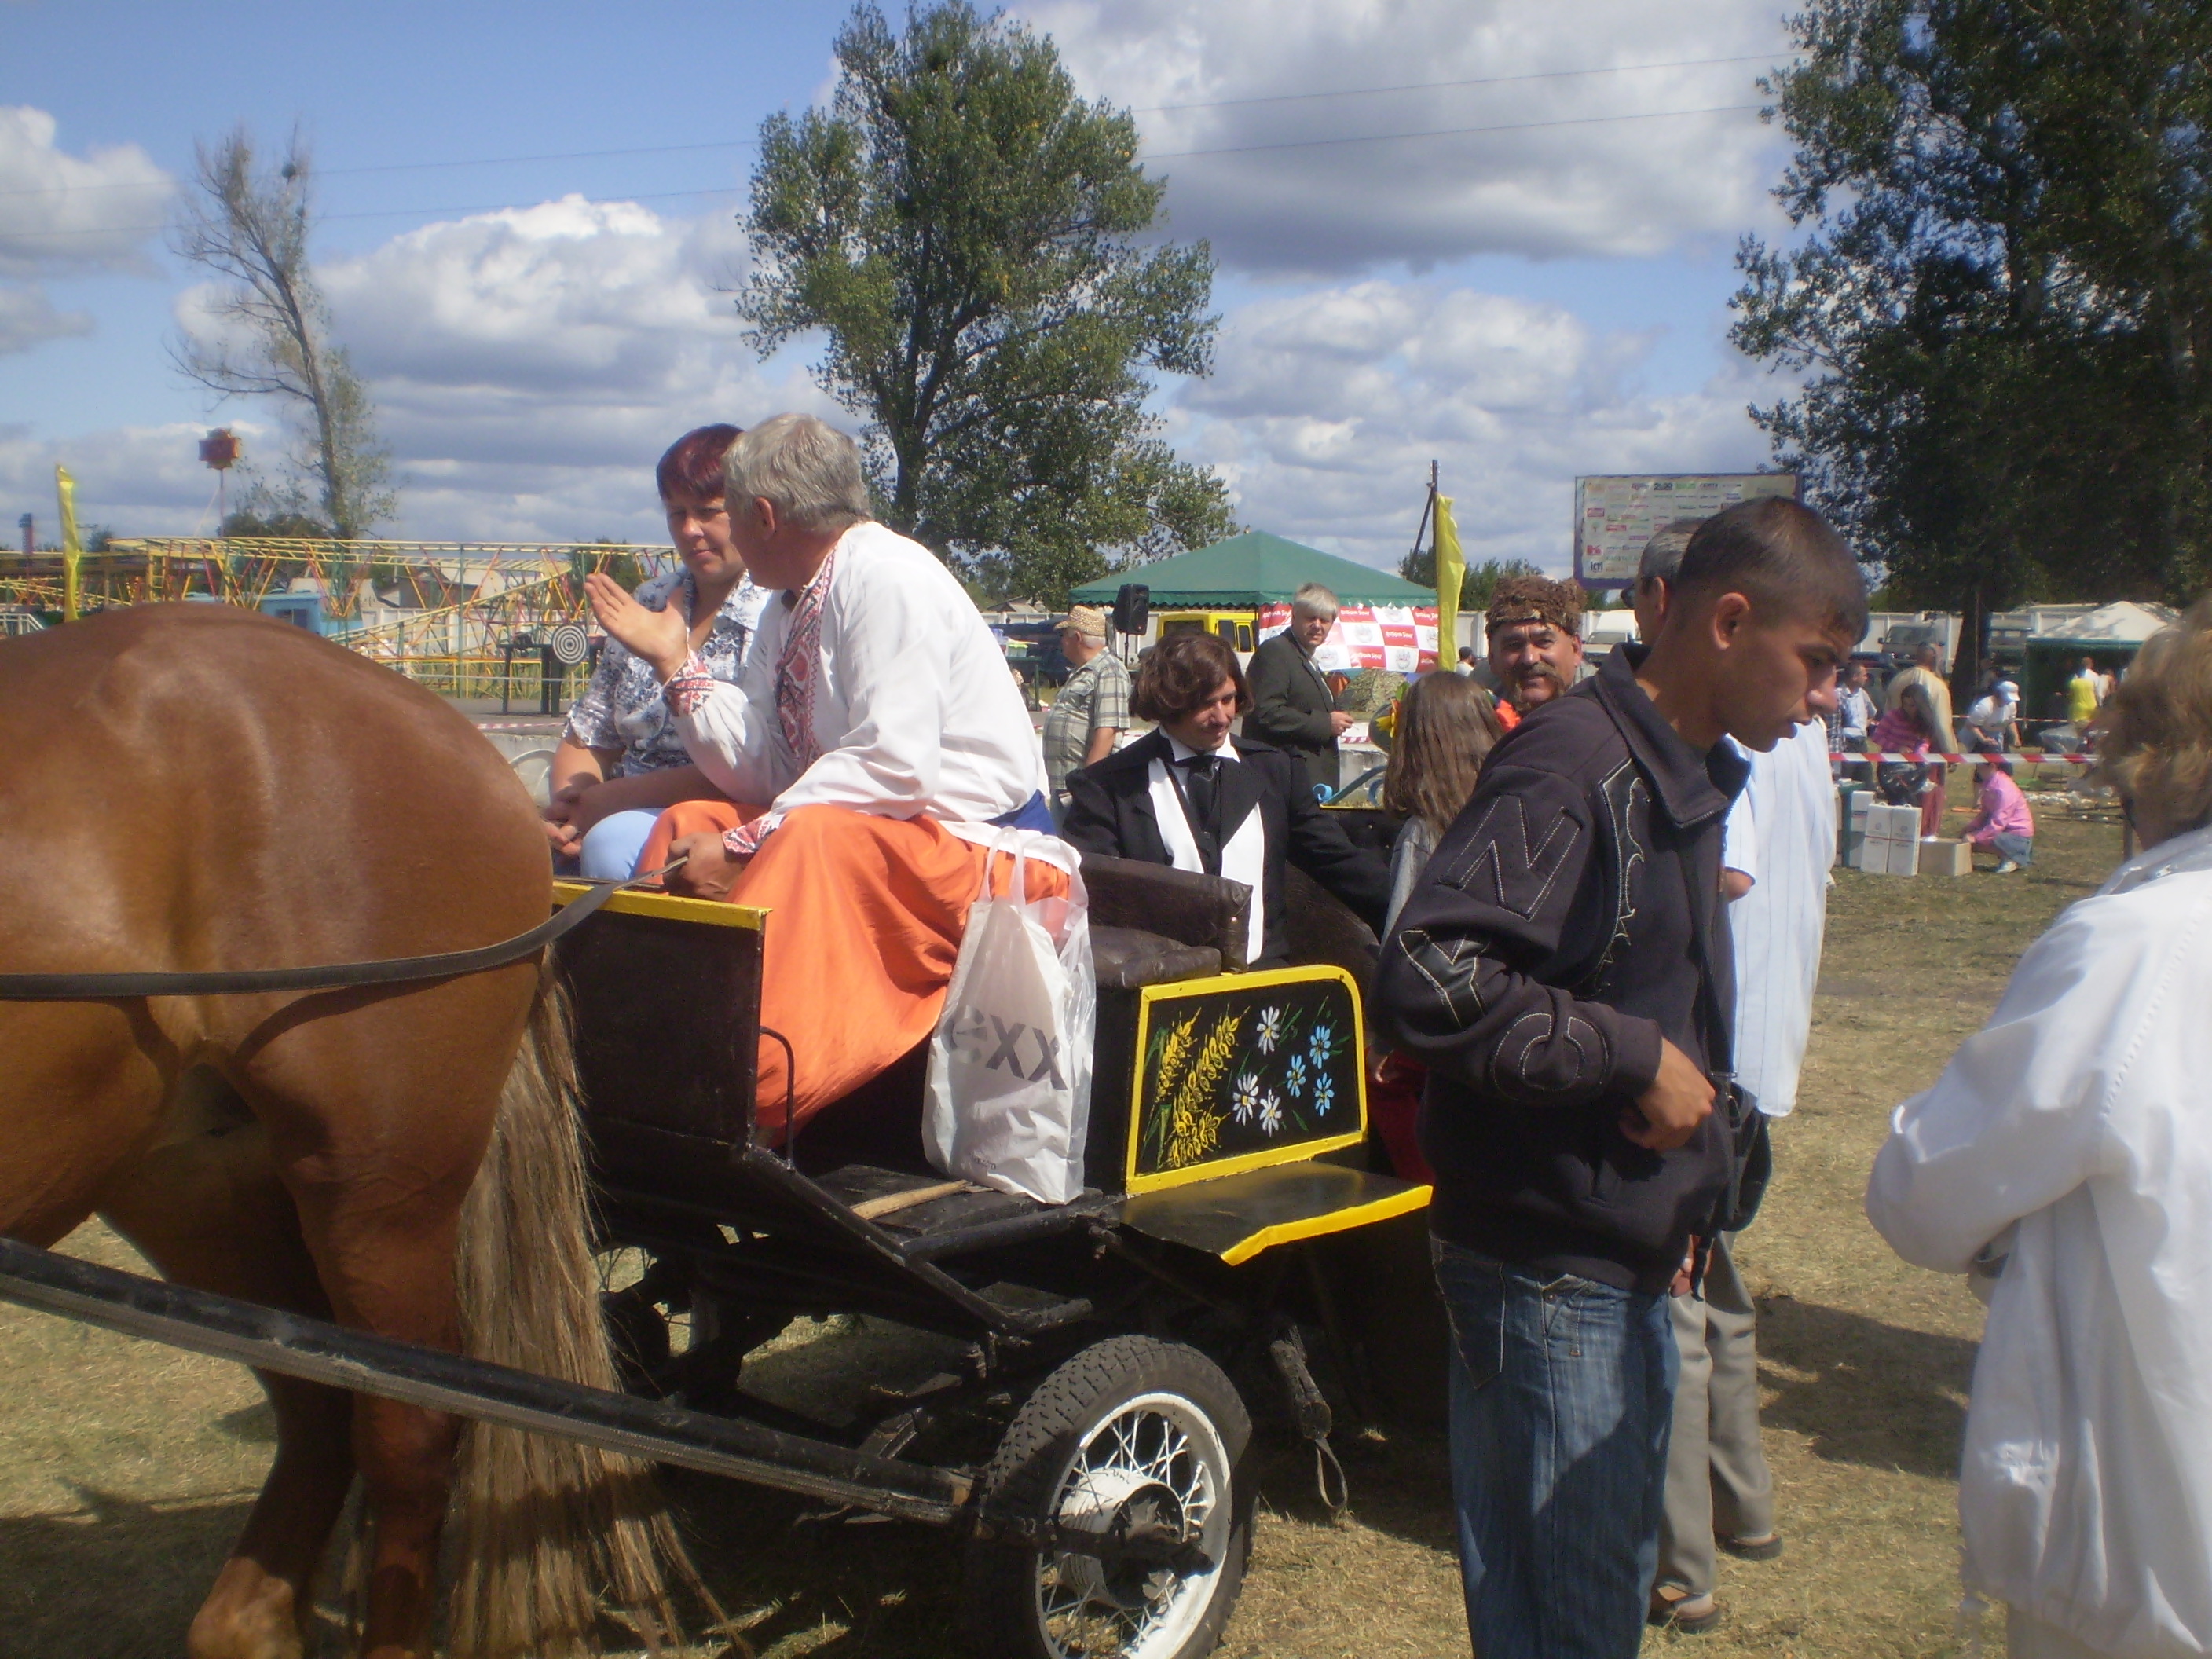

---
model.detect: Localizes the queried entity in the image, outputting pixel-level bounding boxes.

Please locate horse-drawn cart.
[0,848,1433,1659]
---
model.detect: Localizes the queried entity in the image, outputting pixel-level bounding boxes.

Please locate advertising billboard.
[1574,474,1800,588]
[1255,602,1438,674]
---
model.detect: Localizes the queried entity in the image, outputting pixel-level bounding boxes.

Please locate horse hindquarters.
[445,980,705,1659]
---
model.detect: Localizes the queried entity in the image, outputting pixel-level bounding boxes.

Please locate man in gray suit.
[1246,581,1352,796]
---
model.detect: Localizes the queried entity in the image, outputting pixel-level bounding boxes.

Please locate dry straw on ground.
[0,772,2121,1657]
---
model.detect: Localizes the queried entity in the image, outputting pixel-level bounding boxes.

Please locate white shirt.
[1968,694,2018,731]
[1866,828,2212,1656]
[1152,734,1269,961]
[1838,685,1874,738]
[676,521,1045,826]
[1720,720,1834,1115]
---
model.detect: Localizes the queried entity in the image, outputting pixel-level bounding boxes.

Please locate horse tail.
[445,970,720,1658]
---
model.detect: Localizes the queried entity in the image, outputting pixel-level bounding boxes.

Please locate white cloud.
[1020,0,1791,271]
[0,283,90,354]
[0,105,172,278]
[170,196,837,543]
[0,105,170,371]
[1166,277,1772,572]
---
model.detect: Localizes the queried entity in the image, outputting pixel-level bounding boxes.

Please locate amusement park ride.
[0,534,673,699]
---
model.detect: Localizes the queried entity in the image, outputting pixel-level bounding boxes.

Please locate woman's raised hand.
[584,572,690,681]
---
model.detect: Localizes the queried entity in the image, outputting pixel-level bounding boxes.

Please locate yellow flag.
[1432,490,1465,650]
[55,465,82,622]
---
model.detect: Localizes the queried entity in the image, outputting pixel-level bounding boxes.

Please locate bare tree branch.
[169,127,395,538]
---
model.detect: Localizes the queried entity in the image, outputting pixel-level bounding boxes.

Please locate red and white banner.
[1256,602,1439,674]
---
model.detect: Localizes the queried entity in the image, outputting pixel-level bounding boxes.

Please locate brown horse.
[0,605,695,1659]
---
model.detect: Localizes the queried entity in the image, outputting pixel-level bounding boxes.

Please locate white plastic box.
[1853,803,1921,875]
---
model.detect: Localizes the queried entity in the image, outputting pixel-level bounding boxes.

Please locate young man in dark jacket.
[1375,498,1866,1659]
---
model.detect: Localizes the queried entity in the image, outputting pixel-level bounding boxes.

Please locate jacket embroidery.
[1574,759,1649,996]
[1437,793,1581,921]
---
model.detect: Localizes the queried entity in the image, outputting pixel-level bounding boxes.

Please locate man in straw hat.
[1042,604,1130,819]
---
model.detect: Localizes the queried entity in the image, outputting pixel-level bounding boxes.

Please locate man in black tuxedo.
[1245,580,1353,796]
[1061,629,1390,968]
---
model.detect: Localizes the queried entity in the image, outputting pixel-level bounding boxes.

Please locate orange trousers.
[639,801,1069,1141]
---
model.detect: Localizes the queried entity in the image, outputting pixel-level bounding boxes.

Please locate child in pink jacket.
[1963,758,2035,873]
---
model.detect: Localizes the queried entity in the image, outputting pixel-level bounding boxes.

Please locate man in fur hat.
[1486,573,1588,727]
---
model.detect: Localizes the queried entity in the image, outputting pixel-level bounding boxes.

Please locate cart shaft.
[0,1236,969,1525]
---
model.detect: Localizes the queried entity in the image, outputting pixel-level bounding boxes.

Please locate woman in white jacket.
[1866,598,2212,1658]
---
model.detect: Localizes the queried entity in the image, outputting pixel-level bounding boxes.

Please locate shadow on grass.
[668,1473,972,1657]
[1755,1294,1977,1480]
[664,1421,1459,1656]
[0,1487,250,1659]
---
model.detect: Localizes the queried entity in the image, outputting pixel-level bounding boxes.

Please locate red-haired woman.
[544,424,768,877]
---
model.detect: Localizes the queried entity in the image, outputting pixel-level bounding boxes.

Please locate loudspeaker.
[1111,582,1151,637]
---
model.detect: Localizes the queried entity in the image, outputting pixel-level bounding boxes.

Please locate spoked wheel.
[964,1336,1253,1659]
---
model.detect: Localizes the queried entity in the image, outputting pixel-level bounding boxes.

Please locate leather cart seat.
[1090,927,1220,990]
[1078,852,1251,971]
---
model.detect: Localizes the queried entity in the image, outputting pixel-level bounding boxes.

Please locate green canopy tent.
[1070,530,1434,609]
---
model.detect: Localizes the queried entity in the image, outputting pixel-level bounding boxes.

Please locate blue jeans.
[577,808,661,880]
[1433,1239,1679,1658]
[1988,830,2034,865]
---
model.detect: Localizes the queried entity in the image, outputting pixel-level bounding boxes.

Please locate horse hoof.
[186,1558,305,1659]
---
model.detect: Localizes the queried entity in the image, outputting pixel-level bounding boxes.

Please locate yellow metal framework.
[0,538,678,698]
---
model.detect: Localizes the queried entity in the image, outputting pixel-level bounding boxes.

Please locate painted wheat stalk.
[1165,1011,1240,1169]
[1152,1012,1201,1098]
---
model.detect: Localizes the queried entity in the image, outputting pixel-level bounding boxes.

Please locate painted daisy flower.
[1286,1055,1309,1099]
[1258,1092,1284,1135]
[1309,1024,1334,1066]
[1257,1006,1284,1053]
[1231,1071,1262,1125]
[1313,1072,1335,1114]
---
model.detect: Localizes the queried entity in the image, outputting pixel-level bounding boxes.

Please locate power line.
[1142,101,1763,163]
[0,102,1767,240]
[1,186,748,240]
[0,51,1783,200]
[1131,52,1778,115]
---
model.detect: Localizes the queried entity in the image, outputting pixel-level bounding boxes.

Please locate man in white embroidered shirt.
[584,413,1060,1143]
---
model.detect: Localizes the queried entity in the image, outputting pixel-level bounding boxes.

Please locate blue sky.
[2,0,1801,569]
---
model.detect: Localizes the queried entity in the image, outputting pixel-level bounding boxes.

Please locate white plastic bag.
[924,828,1095,1204]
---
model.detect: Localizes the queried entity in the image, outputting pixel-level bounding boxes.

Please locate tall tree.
[1398,544,1540,612]
[173,128,395,540]
[740,2,1235,604]
[1733,0,2212,674]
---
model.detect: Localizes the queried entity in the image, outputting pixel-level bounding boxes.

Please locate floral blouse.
[562,570,767,775]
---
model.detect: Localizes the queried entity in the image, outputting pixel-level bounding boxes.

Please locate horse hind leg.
[233,969,541,1659]
[96,1065,359,1659]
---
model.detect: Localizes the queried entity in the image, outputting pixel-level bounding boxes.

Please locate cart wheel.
[962,1336,1252,1659]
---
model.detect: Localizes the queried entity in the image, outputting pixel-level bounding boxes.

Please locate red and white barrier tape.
[1834,751,2096,764]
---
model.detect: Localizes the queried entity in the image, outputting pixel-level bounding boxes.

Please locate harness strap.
[0,857,685,1002]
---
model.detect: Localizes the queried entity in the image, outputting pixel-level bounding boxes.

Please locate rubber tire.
[961,1335,1254,1659]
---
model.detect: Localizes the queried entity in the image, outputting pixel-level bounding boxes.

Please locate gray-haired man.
[1247,580,1352,795]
